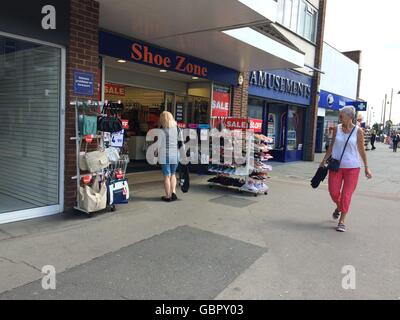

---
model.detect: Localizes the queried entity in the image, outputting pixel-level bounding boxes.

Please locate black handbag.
[327,126,356,172]
[178,164,190,193]
[98,116,122,133]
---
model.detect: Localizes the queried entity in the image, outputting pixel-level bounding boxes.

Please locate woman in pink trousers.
[320,106,372,232]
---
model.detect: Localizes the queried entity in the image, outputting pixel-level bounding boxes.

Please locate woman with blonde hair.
[320,106,372,232]
[159,111,181,202]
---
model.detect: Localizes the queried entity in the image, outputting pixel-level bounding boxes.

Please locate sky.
[324,0,400,125]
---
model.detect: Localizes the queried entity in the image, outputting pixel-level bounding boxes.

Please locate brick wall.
[232,73,249,118]
[342,50,362,65]
[65,0,100,210]
[303,0,327,161]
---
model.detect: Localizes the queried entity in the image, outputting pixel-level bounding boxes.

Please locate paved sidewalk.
[0,142,399,299]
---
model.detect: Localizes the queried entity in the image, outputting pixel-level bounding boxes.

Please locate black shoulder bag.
[327,126,356,172]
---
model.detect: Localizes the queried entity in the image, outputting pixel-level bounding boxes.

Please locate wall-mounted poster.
[211,85,231,118]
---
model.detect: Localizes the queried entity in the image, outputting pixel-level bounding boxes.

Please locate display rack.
[207,119,273,197]
[70,99,129,216]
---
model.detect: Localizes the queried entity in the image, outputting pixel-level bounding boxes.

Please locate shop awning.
[97,0,305,71]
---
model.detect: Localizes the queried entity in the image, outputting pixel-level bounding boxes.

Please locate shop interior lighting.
[192,77,199,80]
[117,59,126,63]
[159,69,168,73]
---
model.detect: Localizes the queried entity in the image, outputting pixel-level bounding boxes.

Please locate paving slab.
[0,226,266,300]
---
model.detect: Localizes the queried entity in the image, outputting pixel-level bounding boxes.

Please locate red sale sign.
[105,83,126,96]
[211,91,230,118]
[249,118,263,133]
[223,118,248,130]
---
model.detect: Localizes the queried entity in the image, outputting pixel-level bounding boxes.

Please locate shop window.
[248,98,264,120]
[0,35,61,214]
[287,106,305,151]
[175,95,186,124]
[105,85,164,137]
[267,103,287,151]
[187,96,210,125]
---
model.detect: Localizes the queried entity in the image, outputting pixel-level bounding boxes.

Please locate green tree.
[385,120,393,133]
[372,123,382,135]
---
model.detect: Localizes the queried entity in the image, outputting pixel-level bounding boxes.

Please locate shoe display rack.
[207,128,273,197]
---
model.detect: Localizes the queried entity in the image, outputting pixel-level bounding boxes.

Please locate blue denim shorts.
[161,164,178,176]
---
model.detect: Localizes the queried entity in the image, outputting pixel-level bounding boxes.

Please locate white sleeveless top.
[332,124,361,168]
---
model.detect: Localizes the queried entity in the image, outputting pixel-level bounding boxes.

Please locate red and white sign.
[105,83,126,96]
[211,91,230,118]
[223,118,248,130]
[249,118,263,133]
[121,119,129,130]
[177,122,187,129]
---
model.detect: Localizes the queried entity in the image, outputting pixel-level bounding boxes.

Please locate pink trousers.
[328,168,360,214]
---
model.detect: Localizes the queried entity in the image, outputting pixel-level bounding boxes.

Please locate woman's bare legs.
[170,174,177,195]
[164,176,171,198]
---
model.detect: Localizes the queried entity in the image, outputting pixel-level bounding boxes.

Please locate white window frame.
[0,31,65,225]
[277,0,318,44]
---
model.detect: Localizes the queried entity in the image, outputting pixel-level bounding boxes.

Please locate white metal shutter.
[0,36,61,208]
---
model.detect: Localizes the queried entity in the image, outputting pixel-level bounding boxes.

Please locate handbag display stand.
[70,100,130,216]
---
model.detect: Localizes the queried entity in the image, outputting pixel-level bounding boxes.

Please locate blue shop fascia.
[315,90,367,153]
[248,69,313,162]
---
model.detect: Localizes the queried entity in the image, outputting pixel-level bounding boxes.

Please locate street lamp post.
[383,94,387,132]
[387,88,400,129]
[389,88,393,122]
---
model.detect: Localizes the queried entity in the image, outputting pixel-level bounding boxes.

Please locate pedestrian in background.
[392,133,399,152]
[320,106,372,233]
[370,131,376,150]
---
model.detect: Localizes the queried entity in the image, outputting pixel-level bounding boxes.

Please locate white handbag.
[85,150,110,173]
[78,176,107,212]
[105,147,120,162]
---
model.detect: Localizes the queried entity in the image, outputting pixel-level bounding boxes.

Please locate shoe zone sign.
[319,90,367,111]
[99,31,240,86]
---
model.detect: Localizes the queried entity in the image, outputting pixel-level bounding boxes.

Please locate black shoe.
[171,193,178,201]
[161,196,171,202]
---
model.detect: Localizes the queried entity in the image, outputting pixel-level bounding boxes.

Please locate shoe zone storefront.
[0,1,68,224]
[248,70,312,162]
[99,31,240,169]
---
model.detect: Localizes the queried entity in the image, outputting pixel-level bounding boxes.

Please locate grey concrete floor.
[0,142,399,300]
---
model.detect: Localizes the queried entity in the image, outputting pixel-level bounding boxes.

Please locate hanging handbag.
[105,147,120,162]
[79,137,102,172]
[78,176,107,212]
[108,179,129,205]
[327,126,356,172]
[98,116,123,133]
[80,115,98,136]
[85,150,110,173]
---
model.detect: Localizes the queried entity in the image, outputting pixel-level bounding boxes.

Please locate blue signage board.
[99,31,240,86]
[319,90,366,111]
[248,69,313,106]
[73,71,94,96]
[348,100,367,112]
